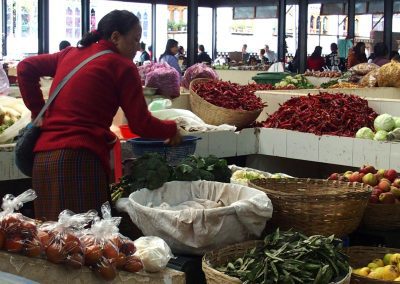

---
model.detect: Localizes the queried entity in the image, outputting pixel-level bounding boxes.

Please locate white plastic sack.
[134,236,173,273]
[0,96,31,144]
[148,99,236,132]
[116,180,273,255]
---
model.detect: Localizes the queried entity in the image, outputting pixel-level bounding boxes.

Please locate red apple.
[349,172,361,183]
[392,178,400,188]
[379,192,396,204]
[390,186,400,198]
[372,187,383,197]
[328,173,340,180]
[360,165,377,174]
[362,173,378,186]
[376,169,386,181]
[369,194,380,204]
[358,173,365,183]
[378,179,391,192]
[384,169,398,183]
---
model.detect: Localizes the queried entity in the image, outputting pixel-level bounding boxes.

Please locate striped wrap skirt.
[32,149,110,221]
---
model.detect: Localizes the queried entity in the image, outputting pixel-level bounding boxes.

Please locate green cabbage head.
[355,127,375,139]
[374,130,388,141]
[374,114,395,132]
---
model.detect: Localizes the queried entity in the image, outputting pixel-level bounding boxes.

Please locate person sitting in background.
[139,42,150,63]
[347,42,367,68]
[325,43,341,70]
[160,39,182,75]
[390,50,400,62]
[259,49,269,64]
[242,44,249,63]
[288,49,299,73]
[372,42,390,66]
[59,40,71,51]
[147,45,153,60]
[197,44,212,64]
[265,45,277,63]
[307,46,325,71]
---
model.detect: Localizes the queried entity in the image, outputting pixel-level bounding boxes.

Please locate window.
[90,0,152,61]
[393,1,400,52]
[198,8,213,58]
[323,17,328,33]
[6,0,38,58]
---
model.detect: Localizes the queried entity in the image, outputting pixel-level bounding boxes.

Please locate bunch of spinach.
[217,229,349,284]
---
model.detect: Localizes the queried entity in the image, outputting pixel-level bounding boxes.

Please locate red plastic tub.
[119,125,139,139]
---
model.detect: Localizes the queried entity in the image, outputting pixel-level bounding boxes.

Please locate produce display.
[324,82,360,89]
[191,80,265,111]
[216,229,349,284]
[304,70,341,78]
[263,93,378,137]
[353,253,400,280]
[355,113,400,142]
[110,153,232,202]
[274,74,315,89]
[0,105,21,135]
[182,63,219,89]
[231,168,291,185]
[377,60,400,88]
[328,165,399,204]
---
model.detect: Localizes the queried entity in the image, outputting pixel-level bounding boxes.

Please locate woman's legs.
[32,149,109,221]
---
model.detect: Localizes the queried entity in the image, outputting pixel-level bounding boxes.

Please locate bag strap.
[32,49,113,126]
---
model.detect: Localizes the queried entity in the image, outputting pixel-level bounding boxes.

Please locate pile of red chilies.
[192,81,271,111]
[263,93,378,137]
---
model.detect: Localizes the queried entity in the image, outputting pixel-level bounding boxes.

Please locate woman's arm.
[17,48,71,117]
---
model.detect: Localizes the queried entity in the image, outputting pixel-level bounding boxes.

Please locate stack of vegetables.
[274,74,314,89]
[191,80,266,111]
[356,113,400,142]
[263,93,377,137]
[216,229,349,284]
[110,154,232,202]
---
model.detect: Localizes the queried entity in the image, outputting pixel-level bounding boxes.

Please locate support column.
[212,7,217,59]
[81,0,90,36]
[187,0,198,67]
[384,0,393,54]
[2,0,7,56]
[151,3,157,61]
[278,0,287,62]
[298,0,308,73]
[38,0,49,54]
[347,0,355,40]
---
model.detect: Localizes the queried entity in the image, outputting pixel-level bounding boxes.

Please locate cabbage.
[355,127,375,139]
[394,117,400,128]
[374,130,388,141]
[374,114,395,132]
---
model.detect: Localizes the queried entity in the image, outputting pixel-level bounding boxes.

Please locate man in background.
[265,45,277,63]
[139,42,150,63]
[59,40,71,51]
[197,44,212,64]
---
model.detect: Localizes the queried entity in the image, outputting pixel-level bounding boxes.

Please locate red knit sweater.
[17,40,177,171]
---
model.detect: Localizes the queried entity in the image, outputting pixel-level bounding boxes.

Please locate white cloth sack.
[148,99,236,132]
[116,180,273,255]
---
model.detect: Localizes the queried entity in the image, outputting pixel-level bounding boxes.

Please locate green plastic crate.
[252,72,291,85]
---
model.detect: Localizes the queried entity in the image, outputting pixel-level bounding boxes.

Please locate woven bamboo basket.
[362,204,400,231]
[344,246,400,284]
[203,240,351,284]
[202,240,260,284]
[248,178,372,237]
[189,78,263,129]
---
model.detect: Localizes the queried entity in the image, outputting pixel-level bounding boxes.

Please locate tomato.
[2,215,22,232]
[66,253,84,269]
[38,230,52,249]
[84,244,102,265]
[5,235,23,253]
[97,261,117,281]
[0,230,5,249]
[103,242,118,261]
[21,221,37,233]
[23,239,42,257]
[111,236,123,249]
[64,234,82,254]
[120,241,136,256]
[46,242,65,264]
[124,256,143,273]
[114,252,127,269]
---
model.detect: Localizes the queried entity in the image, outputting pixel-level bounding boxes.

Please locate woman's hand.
[164,128,182,146]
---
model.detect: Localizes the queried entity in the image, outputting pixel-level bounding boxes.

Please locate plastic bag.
[350,63,379,75]
[116,180,273,255]
[0,66,10,96]
[0,189,41,257]
[145,67,180,98]
[377,60,400,87]
[38,209,97,269]
[133,236,173,273]
[80,202,142,281]
[0,96,31,144]
[359,68,379,87]
[181,63,219,89]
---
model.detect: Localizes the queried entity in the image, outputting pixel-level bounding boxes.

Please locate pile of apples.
[328,165,400,204]
[354,253,400,281]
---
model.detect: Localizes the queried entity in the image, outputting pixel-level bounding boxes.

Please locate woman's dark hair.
[199,45,205,52]
[59,40,71,51]
[160,39,178,60]
[330,43,338,52]
[78,10,140,47]
[353,42,367,61]
[374,42,388,58]
[311,46,322,58]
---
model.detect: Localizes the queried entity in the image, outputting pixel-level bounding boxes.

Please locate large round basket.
[203,240,351,284]
[202,240,261,284]
[343,246,400,284]
[189,78,263,129]
[248,178,372,237]
[362,204,400,231]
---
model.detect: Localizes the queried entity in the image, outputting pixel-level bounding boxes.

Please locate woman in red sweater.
[17,10,181,221]
[307,46,325,71]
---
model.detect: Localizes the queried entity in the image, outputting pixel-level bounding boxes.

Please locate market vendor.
[160,39,182,75]
[17,10,181,221]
